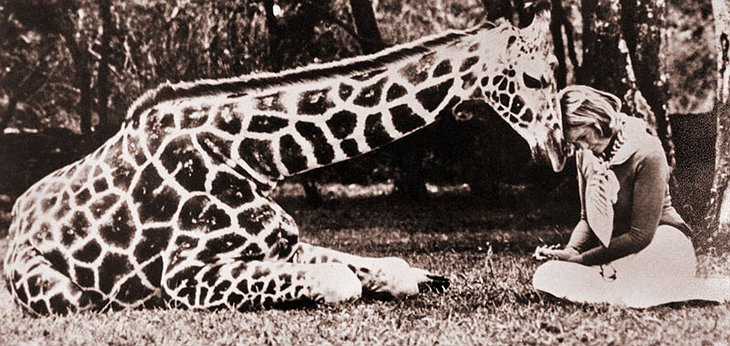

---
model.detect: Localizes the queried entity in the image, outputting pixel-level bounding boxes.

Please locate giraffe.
[3,8,566,315]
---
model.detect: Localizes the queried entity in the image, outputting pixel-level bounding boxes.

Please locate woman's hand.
[533,245,582,263]
[546,247,582,262]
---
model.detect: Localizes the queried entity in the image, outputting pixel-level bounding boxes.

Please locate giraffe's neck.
[127,23,498,183]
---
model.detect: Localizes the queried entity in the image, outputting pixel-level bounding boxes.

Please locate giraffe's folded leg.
[292,243,449,299]
[162,260,362,310]
[4,244,105,315]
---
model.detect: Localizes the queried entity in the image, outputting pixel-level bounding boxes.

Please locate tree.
[550,0,569,89]
[95,0,113,137]
[0,53,49,132]
[620,0,677,170]
[578,0,676,170]
[5,0,94,136]
[348,0,386,53]
[347,0,430,200]
[263,0,431,201]
[705,0,730,250]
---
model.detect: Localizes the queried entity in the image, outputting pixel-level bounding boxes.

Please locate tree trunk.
[580,0,674,167]
[580,0,630,94]
[46,0,94,137]
[705,0,730,250]
[61,31,93,136]
[262,0,283,72]
[349,0,428,200]
[96,0,113,136]
[562,7,580,70]
[619,0,676,170]
[348,0,386,54]
[579,0,629,95]
[550,0,568,89]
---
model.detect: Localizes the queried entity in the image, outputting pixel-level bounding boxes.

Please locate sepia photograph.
[1,0,729,344]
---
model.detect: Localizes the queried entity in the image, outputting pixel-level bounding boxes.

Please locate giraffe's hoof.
[308,263,362,304]
[418,274,450,294]
[367,257,440,298]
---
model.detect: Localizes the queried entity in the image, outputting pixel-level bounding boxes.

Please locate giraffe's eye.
[523,73,542,89]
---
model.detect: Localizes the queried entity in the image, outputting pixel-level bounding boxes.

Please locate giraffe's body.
[4,10,565,315]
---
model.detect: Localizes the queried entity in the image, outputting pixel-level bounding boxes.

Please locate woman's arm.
[535,220,589,262]
[566,219,591,252]
[577,151,667,265]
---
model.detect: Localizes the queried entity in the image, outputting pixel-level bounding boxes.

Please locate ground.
[1,183,729,345]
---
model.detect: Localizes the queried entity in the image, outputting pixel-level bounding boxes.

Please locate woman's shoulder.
[623,117,665,161]
[634,135,664,159]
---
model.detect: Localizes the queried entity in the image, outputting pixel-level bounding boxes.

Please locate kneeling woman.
[533,85,730,308]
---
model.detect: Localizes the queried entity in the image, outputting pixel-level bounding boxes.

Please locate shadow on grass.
[278,191,576,250]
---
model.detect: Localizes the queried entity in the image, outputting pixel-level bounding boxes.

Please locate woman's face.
[565,125,611,156]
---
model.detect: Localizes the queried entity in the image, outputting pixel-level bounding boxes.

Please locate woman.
[532,85,730,308]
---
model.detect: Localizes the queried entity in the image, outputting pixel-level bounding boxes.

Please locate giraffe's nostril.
[540,76,550,89]
[547,54,559,69]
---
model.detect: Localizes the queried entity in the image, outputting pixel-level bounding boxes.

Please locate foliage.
[665,0,716,114]
[0,3,78,130]
[0,0,720,209]
[0,0,716,125]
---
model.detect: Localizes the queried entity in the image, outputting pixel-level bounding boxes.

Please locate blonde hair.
[559,85,622,138]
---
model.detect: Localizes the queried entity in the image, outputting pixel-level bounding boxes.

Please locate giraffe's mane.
[126,21,498,123]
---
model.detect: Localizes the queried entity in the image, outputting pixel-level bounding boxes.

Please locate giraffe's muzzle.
[537,128,568,172]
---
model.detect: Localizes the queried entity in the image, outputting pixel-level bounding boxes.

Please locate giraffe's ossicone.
[3,8,565,315]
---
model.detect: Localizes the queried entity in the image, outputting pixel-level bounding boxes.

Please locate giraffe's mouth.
[533,92,568,172]
[535,127,568,172]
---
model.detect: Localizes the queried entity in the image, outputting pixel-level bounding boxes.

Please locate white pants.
[533,225,730,308]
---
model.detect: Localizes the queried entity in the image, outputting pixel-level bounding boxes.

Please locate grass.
[1,184,730,345]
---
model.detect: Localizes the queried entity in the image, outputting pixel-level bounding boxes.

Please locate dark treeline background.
[0,0,717,234]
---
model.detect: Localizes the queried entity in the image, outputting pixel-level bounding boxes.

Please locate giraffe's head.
[453,6,567,172]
